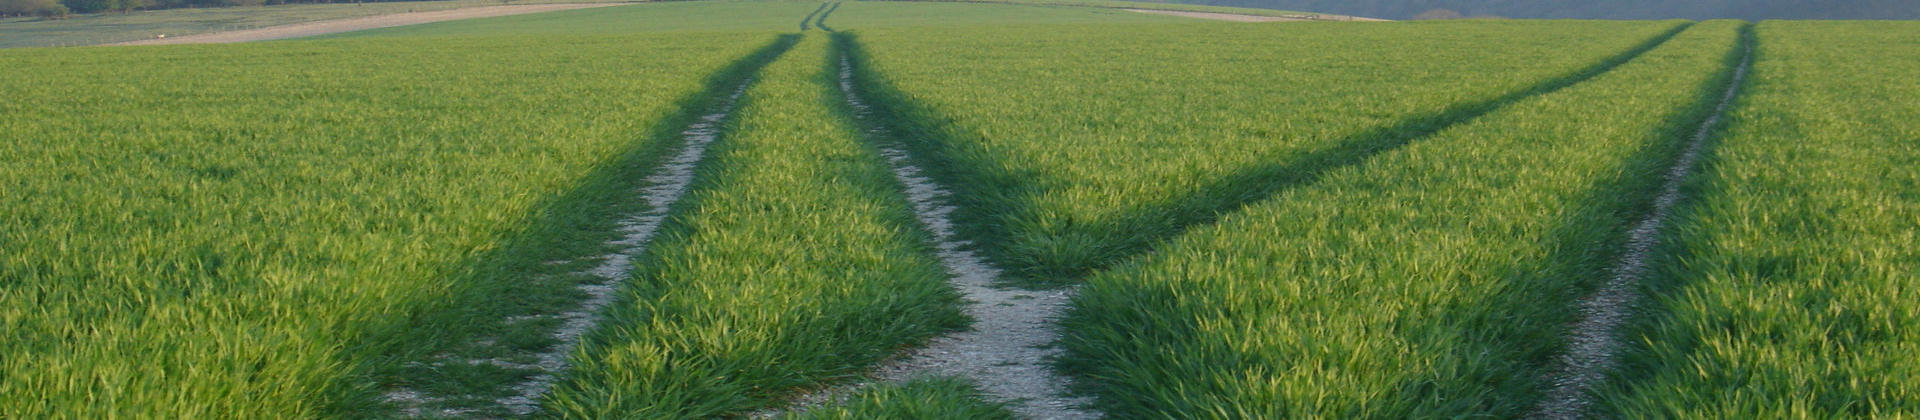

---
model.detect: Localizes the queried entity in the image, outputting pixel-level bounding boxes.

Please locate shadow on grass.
[801,2,827,31]
[815,2,841,33]
[832,23,1692,286]
[1574,23,1766,419]
[1390,22,1749,417]
[330,34,802,418]
[1049,22,1744,417]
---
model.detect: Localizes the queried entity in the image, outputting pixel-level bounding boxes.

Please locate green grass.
[1054,21,1746,417]
[0,32,773,418]
[540,34,966,418]
[841,20,1687,284]
[782,377,1016,420]
[0,0,611,48]
[1597,21,1920,418]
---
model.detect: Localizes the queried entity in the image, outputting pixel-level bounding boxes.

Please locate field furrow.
[1597,21,1920,418]
[1055,21,1746,417]
[539,34,967,418]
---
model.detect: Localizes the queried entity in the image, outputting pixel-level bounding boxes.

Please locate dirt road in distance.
[111,3,622,46]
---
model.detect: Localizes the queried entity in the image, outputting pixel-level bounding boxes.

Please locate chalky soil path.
[384,72,757,418]
[826,53,1099,419]
[1530,38,1754,420]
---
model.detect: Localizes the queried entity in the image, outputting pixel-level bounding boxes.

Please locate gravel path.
[1529,40,1753,420]
[810,54,1099,419]
[384,76,754,418]
[109,3,621,46]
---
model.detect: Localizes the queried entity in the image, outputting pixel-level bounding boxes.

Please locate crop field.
[844,19,1688,281]
[542,34,966,418]
[1054,20,1745,417]
[0,31,777,417]
[1596,21,1920,418]
[2,1,1914,418]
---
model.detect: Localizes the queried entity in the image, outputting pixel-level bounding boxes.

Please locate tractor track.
[1530,31,1754,420]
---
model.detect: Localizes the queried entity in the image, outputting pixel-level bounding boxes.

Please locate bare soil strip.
[1122,8,1387,22]
[794,54,1097,419]
[1530,40,1753,420]
[108,3,621,46]
[384,76,756,418]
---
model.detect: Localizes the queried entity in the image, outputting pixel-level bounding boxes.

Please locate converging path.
[832,53,1098,419]
[109,3,621,46]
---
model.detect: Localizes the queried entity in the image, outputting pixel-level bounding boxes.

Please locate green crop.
[841,20,1689,284]
[1054,21,1745,417]
[782,377,1016,420]
[1598,21,1920,418]
[7,0,1909,416]
[541,34,966,418]
[0,32,775,417]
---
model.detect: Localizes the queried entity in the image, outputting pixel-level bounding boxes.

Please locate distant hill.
[1163,0,1920,20]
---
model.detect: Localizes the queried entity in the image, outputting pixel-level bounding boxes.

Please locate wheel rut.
[381,38,796,418]
[753,47,1098,419]
[844,51,1096,419]
[1529,29,1754,420]
[814,2,841,32]
[801,3,829,31]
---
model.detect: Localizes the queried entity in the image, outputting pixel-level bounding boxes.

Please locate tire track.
[1529,28,1754,420]
[773,49,1099,419]
[383,38,796,418]
[801,3,828,31]
[815,2,840,32]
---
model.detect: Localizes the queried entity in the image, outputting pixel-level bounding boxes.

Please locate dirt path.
[384,73,756,418]
[776,54,1098,419]
[1530,39,1753,420]
[109,3,621,46]
[1122,8,1387,22]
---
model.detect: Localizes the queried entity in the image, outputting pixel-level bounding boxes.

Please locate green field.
[1597,21,1920,418]
[0,30,776,417]
[541,34,965,418]
[1053,20,1744,417]
[844,19,1686,282]
[2,0,1913,418]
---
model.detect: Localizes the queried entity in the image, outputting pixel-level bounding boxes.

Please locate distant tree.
[1410,8,1465,19]
[1,0,68,16]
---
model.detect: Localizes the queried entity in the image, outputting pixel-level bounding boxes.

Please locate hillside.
[1165,0,1920,20]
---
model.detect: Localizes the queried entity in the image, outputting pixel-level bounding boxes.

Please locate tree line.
[1184,0,1918,20]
